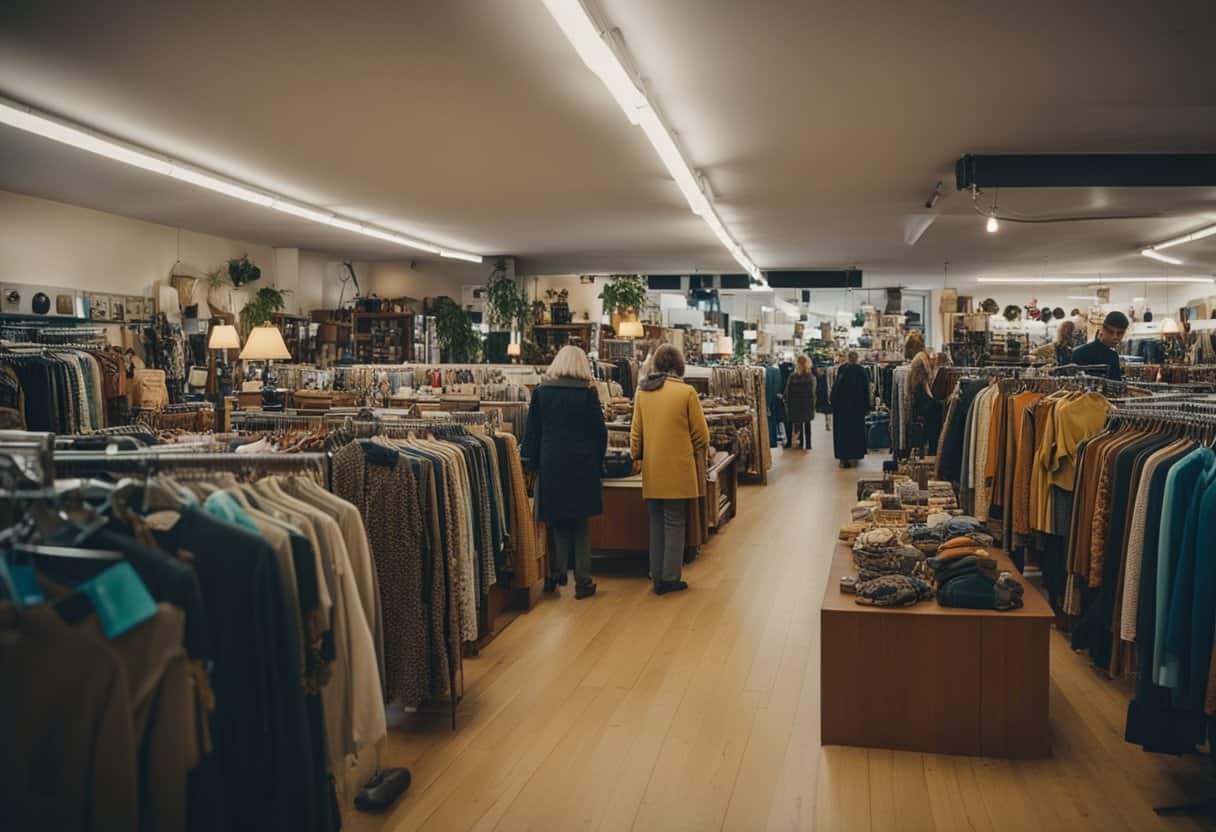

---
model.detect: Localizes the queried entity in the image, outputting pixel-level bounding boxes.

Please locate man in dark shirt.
[1072,310,1128,380]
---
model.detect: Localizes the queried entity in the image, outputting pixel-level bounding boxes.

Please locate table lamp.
[208,324,241,426]
[618,320,644,338]
[240,322,292,409]
[506,341,521,362]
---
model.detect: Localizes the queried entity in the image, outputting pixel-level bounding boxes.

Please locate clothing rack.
[231,410,327,432]
[54,449,329,482]
[0,325,109,345]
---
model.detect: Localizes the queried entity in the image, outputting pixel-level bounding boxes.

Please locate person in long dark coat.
[521,345,607,598]
[783,354,817,450]
[830,350,872,467]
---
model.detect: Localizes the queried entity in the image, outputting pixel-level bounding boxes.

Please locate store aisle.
[347,421,1215,832]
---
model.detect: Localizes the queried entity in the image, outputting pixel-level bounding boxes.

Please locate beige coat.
[630,377,711,500]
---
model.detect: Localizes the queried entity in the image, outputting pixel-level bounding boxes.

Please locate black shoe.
[575,583,597,600]
[557,571,569,587]
[544,577,557,593]
[655,580,689,595]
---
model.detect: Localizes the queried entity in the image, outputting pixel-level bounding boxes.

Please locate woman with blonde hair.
[783,354,817,450]
[521,345,607,599]
[631,344,709,595]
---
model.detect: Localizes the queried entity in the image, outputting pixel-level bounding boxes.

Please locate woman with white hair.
[521,345,608,599]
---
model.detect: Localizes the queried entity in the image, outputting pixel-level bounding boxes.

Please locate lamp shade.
[239,323,292,360]
[618,320,644,338]
[1162,317,1182,335]
[208,324,241,350]
[506,342,521,357]
[717,335,734,354]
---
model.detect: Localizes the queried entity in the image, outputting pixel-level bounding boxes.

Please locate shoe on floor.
[544,577,558,593]
[655,580,689,595]
[575,583,597,600]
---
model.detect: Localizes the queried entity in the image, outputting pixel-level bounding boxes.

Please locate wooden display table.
[589,454,737,557]
[820,543,1053,758]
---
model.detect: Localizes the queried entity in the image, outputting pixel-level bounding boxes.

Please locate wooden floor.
[345,420,1216,831]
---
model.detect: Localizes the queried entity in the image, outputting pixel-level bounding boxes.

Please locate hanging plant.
[1003,304,1022,322]
[598,274,648,316]
[239,286,291,332]
[227,255,262,287]
[851,311,866,328]
[432,296,482,362]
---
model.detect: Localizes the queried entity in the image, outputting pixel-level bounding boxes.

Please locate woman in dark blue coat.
[521,345,608,599]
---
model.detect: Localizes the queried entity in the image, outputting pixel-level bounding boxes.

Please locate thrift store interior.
[3,2,1216,830]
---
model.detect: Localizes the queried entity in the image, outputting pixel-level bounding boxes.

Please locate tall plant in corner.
[484,258,528,332]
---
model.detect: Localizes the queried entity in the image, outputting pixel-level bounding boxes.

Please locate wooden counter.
[589,455,737,558]
[820,543,1053,758]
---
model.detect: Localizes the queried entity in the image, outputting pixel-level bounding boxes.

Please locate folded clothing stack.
[852,528,927,582]
[928,555,1025,611]
[855,574,934,608]
[838,521,869,543]
[907,522,994,554]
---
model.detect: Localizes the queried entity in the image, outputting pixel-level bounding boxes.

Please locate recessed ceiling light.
[0,96,481,262]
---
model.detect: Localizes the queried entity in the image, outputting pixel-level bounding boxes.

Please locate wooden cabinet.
[351,311,414,364]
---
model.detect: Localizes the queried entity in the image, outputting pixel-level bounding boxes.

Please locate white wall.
[0,190,278,298]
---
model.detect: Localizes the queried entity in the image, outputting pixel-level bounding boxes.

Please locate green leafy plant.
[432,296,482,362]
[239,286,291,331]
[1003,304,1022,322]
[205,268,230,289]
[852,311,866,328]
[485,259,529,331]
[598,274,648,316]
[227,255,262,287]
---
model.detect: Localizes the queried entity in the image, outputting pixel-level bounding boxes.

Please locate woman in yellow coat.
[630,344,710,595]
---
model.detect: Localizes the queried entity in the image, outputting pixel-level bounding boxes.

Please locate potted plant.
[239,286,291,334]
[599,274,648,332]
[205,267,233,313]
[484,260,528,362]
[432,296,482,363]
[227,255,262,288]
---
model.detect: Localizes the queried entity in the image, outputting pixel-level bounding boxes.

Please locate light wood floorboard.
[344,420,1216,831]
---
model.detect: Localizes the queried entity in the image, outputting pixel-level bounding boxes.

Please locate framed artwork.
[126,296,146,321]
[109,296,126,322]
[87,293,109,321]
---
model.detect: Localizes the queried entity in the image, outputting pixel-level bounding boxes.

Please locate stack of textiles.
[855,574,933,607]
[851,527,927,583]
[1,459,380,832]
[1057,408,1216,754]
[0,346,128,431]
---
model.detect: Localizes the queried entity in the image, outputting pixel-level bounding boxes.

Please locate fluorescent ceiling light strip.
[543,0,765,287]
[0,95,481,262]
[1140,249,1183,265]
[1149,223,1216,251]
[976,276,1214,285]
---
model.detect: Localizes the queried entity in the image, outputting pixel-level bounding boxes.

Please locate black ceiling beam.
[955,154,1216,190]
[764,270,863,289]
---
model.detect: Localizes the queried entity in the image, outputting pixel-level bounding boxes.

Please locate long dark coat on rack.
[830,363,872,461]
[521,378,608,523]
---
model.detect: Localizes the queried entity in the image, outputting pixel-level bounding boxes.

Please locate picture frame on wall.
[87,293,109,321]
[110,296,125,322]
[126,296,146,321]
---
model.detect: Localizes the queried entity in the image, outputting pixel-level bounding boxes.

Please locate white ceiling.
[1,0,1215,286]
